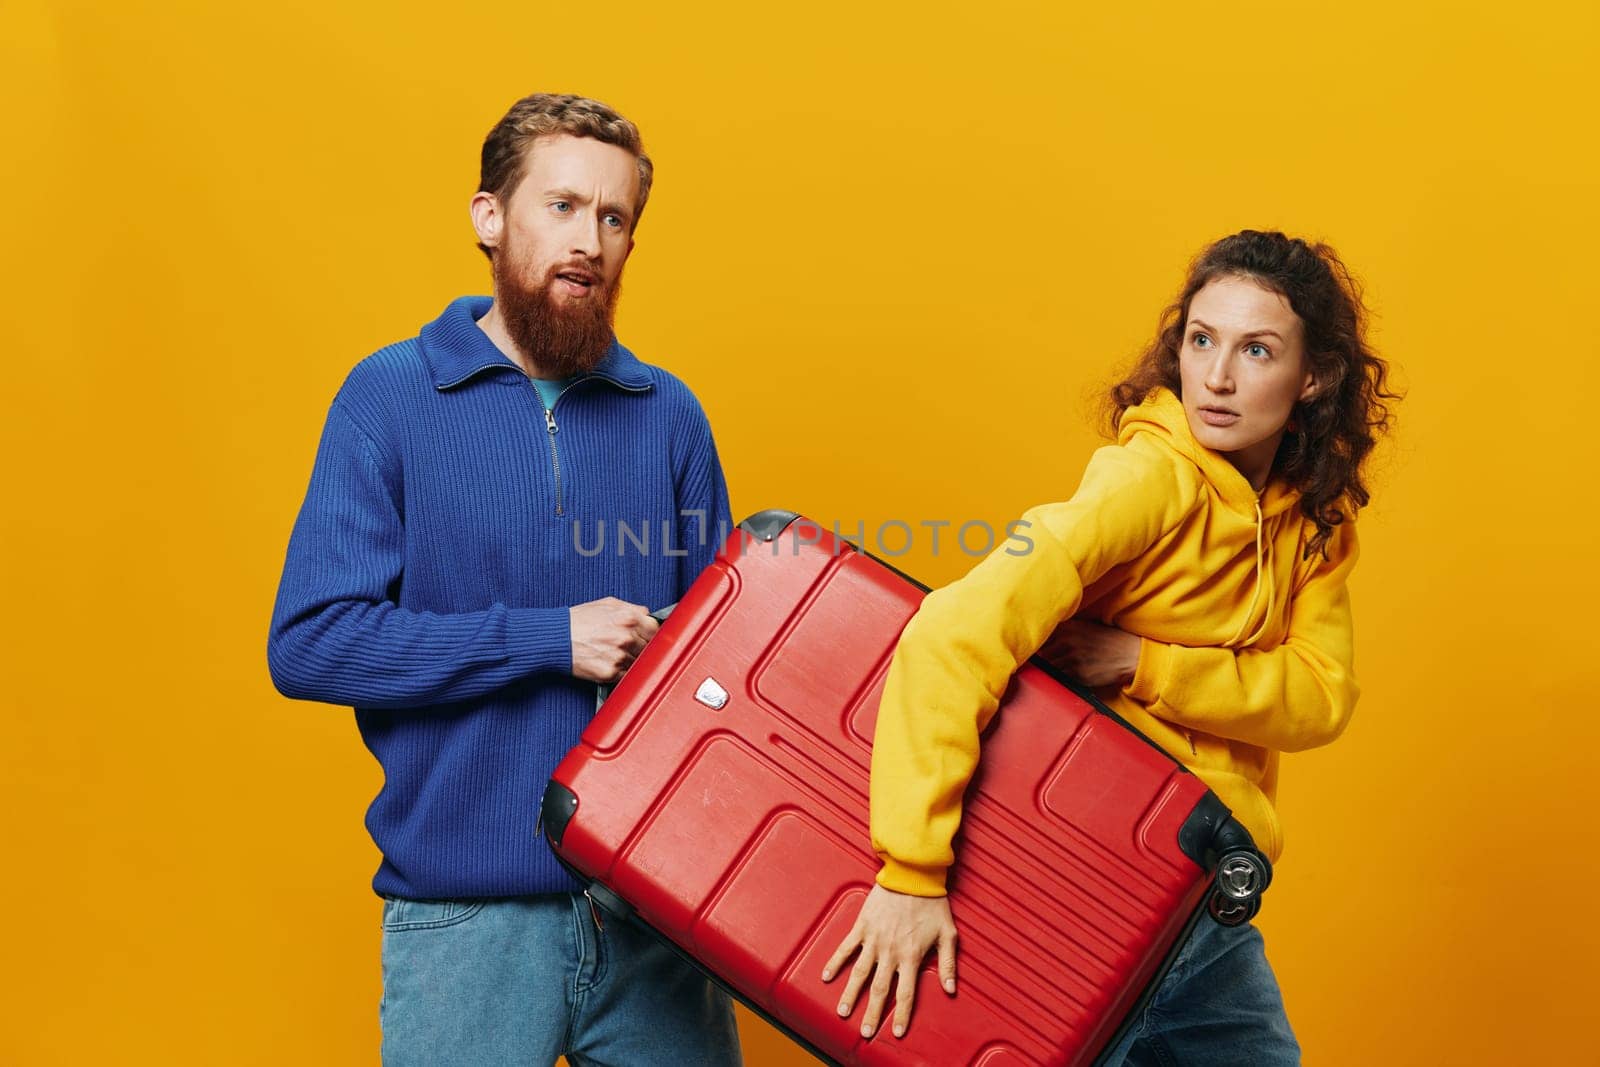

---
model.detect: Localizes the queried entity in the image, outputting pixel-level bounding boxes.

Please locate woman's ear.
[1299,370,1319,403]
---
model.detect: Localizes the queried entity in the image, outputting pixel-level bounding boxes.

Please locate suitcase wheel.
[1207,892,1261,927]
[1214,849,1272,903]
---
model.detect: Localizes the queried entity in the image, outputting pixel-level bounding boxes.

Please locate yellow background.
[4,1,1597,1063]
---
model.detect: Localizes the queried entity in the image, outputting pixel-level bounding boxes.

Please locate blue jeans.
[379,892,742,1067]
[1098,918,1301,1066]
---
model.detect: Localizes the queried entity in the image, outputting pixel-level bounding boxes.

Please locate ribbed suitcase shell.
[546,514,1228,1066]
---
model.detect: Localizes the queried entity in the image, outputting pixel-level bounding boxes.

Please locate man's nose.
[570,212,602,259]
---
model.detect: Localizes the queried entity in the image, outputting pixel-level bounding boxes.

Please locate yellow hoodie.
[870,386,1360,897]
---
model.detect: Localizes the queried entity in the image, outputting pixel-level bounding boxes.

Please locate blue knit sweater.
[268,296,733,899]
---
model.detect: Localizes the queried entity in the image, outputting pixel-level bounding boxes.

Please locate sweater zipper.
[533,381,579,517]
[530,374,652,516]
[543,403,564,517]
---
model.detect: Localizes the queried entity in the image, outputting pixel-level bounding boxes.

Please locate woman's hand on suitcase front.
[569,598,660,683]
[821,884,958,1040]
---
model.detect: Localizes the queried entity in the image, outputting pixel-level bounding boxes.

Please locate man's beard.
[494,253,621,379]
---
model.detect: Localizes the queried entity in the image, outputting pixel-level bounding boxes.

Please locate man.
[268,93,741,1066]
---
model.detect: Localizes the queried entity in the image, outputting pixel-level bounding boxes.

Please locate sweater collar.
[419,295,653,392]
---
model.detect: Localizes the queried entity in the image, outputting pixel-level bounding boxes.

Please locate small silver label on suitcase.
[694,677,729,710]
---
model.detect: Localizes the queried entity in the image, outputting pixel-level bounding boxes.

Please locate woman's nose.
[1204,353,1234,393]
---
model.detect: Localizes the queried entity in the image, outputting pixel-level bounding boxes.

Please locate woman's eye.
[1247,343,1269,357]
[1192,333,1211,348]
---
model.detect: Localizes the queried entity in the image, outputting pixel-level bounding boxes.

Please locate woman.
[822,230,1398,1063]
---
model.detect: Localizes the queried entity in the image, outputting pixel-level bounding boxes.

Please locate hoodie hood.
[1117,386,1301,520]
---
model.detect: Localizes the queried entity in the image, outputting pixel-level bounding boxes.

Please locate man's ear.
[470,191,502,252]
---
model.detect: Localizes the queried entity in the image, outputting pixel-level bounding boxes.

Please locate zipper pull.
[544,407,558,434]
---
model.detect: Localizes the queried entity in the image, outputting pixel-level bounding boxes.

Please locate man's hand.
[821,884,958,1040]
[1039,618,1141,687]
[569,598,659,684]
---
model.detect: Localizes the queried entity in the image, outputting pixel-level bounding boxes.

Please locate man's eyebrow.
[1188,319,1284,341]
[543,188,631,218]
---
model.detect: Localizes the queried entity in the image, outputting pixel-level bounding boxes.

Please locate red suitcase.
[542,511,1271,1066]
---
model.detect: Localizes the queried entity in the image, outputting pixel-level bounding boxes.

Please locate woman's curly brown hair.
[1109,230,1400,560]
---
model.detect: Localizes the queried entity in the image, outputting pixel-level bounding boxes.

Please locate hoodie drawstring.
[1184,495,1280,764]
[1187,497,1274,761]
[1229,495,1275,648]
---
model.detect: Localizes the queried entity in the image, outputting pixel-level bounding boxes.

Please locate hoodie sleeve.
[870,441,1193,897]
[1124,520,1360,753]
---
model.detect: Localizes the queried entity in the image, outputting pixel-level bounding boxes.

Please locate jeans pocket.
[380,897,487,932]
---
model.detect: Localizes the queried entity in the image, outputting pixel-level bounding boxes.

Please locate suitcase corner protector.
[540,781,579,847]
